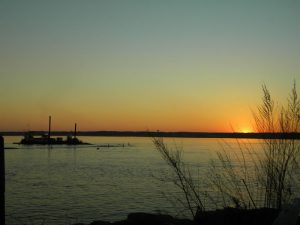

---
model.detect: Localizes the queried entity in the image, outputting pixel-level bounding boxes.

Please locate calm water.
[4,136,266,225]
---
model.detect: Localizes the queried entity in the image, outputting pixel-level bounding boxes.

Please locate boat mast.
[48,116,51,143]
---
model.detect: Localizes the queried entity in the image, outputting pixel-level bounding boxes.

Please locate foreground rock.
[74,212,197,225]
[74,209,300,225]
[195,208,279,225]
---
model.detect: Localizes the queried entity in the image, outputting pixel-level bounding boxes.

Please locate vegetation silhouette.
[153,82,300,225]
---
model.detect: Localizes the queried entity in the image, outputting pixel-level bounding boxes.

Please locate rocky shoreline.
[73,212,197,225]
[73,208,300,225]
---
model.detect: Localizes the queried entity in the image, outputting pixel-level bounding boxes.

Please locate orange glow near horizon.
[0,99,257,132]
[0,112,253,133]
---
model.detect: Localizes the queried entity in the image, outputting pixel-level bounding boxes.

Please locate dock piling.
[0,136,5,225]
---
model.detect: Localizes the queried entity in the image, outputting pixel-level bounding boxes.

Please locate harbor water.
[3,136,295,225]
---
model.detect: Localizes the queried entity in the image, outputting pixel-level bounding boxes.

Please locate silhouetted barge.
[17,133,89,145]
[16,116,90,145]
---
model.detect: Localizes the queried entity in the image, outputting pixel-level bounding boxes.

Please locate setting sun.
[240,128,253,133]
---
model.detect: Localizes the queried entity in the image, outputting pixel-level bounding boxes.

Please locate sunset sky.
[1,1,300,132]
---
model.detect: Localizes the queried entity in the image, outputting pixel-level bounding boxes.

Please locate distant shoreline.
[1,131,300,139]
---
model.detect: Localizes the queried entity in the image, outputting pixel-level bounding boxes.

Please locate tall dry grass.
[153,82,300,218]
[252,82,300,209]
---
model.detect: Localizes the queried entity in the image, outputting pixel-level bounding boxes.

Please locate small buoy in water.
[97,147,99,150]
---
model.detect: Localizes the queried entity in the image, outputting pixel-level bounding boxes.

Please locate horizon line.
[1,130,300,140]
